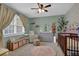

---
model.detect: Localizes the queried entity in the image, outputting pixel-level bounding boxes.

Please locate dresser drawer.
[13,42,18,50]
[18,41,23,47]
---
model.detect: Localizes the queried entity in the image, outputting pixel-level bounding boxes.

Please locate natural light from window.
[3,14,25,37]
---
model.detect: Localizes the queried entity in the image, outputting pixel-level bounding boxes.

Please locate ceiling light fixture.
[31,3,51,13]
[38,9,45,13]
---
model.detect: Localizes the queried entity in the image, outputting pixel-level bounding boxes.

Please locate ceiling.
[5,3,74,18]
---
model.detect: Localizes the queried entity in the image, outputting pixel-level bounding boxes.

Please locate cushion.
[0,48,9,56]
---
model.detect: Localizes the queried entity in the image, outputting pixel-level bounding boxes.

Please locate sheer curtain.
[0,4,15,48]
[20,15,29,33]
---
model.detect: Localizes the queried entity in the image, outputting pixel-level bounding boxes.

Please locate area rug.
[31,46,56,56]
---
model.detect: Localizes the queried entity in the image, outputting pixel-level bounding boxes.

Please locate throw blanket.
[0,48,9,56]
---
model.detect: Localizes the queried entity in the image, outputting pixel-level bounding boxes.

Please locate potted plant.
[57,16,68,32]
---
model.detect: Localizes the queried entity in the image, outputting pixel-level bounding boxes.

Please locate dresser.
[7,36,29,51]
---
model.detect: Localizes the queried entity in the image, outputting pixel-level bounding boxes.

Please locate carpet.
[8,42,64,56]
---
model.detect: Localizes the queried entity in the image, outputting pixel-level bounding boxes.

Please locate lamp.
[38,9,44,13]
[42,9,44,12]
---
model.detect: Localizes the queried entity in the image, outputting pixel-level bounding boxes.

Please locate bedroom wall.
[29,16,59,42]
[29,16,58,33]
[65,3,79,33]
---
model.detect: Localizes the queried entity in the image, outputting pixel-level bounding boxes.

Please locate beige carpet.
[8,42,64,56]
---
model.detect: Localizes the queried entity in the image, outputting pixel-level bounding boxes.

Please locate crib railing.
[58,33,79,56]
[66,35,79,56]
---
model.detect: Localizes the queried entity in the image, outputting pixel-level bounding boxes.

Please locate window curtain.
[20,15,28,33]
[0,4,15,48]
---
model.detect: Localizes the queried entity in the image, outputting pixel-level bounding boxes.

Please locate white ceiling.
[5,3,74,18]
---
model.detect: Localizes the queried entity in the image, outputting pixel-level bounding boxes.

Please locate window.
[3,14,25,36]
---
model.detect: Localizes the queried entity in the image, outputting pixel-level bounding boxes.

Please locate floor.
[8,42,64,56]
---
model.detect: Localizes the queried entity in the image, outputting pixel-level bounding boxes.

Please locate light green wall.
[29,16,58,33]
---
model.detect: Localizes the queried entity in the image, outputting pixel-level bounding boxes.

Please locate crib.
[58,33,79,56]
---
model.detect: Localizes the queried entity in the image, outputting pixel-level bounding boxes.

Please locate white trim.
[3,32,25,37]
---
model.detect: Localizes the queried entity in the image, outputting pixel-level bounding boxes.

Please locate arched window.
[3,14,25,36]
